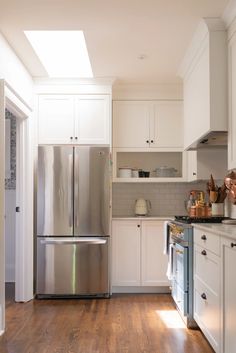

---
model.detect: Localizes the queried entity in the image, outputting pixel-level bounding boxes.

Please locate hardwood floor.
[0,293,214,353]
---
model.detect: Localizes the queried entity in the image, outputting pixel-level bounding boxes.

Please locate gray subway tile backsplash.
[112,181,208,217]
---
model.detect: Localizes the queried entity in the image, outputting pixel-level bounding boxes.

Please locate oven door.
[172,242,189,316]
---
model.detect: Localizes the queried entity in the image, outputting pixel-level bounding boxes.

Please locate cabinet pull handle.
[70,136,73,140]
[193,172,196,176]
[201,293,207,300]
[201,250,207,256]
[201,235,207,240]
[75,137,78,140]
[231,243,236,248]
[150,140,154,143]
[137,224,140,228]
[146,140,149,143]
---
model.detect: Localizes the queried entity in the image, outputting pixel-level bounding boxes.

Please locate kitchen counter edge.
[193,223,236,240]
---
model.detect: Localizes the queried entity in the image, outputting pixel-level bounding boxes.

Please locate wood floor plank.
[0,294,214,353]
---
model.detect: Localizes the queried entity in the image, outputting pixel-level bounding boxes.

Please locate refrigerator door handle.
[68,153,73,227]
[74,152,79,230]
[40,237,107,245]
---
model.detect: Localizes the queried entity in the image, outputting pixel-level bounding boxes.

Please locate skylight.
[24,31,93,78]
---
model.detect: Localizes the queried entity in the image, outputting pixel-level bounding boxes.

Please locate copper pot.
[224,170,236,204]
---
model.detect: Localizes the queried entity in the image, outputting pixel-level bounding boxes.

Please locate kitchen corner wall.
[112,181,209,217]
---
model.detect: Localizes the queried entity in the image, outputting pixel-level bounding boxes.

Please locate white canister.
[211,203,224,216]
[118,167,132,178]
[132,169,139,178]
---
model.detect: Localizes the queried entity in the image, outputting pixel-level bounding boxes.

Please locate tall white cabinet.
[38,94,110,145]
[179,18,227,150]
[228,21,236,170]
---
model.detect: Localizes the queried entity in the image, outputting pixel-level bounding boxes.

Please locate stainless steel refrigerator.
[36,145,110,298]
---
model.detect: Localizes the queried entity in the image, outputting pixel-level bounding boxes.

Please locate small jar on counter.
[189,206,196,217]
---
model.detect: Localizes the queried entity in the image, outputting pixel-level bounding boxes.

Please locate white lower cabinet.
[111,220,141,286]
[112,219,169,288]
[221,237,236,353]
[193,229,221,353]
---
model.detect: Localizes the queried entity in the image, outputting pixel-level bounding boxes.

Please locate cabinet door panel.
[222,239,236,353]
[38,95,74,144]
[141,221,169,286]
[112,220,141,286]
[151,102,183,148]
[194,278,220,353]
[113,101,150,148]
[75,95,110,144]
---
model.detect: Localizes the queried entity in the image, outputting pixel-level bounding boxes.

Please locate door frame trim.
[0,80,33,334]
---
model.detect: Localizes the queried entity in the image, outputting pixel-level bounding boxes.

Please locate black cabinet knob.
[193,172,197,176]
[150,140,154,143]
[231,243,236,248]
[201,293,207,300]
[201,235,207,240]
[137,224,140,228]
[201,250,207,256]
[70,136,73,140]
[146,140,149,143]
[75,137,78,140]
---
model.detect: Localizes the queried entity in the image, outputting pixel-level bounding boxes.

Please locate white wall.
[0,32,33,107]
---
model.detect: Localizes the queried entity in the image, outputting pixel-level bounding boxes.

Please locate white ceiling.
[0,0,229,84]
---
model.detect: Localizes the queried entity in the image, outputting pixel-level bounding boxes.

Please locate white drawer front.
[194,278,220,353]
[194,228,220,255]
[194,244,220,294]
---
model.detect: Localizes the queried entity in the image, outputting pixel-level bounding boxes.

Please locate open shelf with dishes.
[112,149,187,183]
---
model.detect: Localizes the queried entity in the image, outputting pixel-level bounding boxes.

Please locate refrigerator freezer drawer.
[36,237,109,297]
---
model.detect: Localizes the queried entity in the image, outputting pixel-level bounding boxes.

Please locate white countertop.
[112,216,173,221]
[193,223,236,240]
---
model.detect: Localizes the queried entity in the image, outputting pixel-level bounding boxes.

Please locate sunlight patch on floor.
[156,310,186,329]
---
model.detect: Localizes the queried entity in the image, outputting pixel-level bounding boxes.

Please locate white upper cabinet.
[75,95,110,144]
[112,101,150,148]
[113,100,183,149]
[151,102,183,148]
[38,94,110,145]
[179,18,227,150]
[228,22,236,170]
[38,95,75,144]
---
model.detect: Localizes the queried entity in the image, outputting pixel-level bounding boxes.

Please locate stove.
[174,215,227,224]
[166,215,227,328]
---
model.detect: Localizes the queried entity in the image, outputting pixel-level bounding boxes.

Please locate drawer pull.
[201,235,207,240]
[231,243,236,248]
[201,250,207,256]
[137,224,140,228]
[201,293,207,300]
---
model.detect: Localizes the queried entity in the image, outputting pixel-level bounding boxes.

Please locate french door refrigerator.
[36,145,110,298]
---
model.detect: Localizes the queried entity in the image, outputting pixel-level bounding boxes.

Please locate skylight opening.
[24,30,93,78]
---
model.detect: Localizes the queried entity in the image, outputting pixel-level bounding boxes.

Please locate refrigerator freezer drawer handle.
[40,238,107,245]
